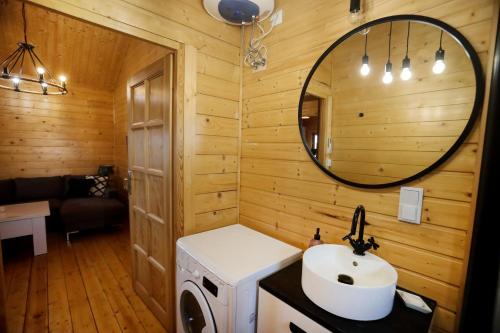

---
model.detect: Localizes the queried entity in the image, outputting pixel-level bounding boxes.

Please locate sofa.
[0,175,126,241]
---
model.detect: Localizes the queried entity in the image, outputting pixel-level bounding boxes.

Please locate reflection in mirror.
[300,18,479,187]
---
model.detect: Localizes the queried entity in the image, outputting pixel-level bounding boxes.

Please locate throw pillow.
[66,178,94,198]
[86,175,109,197]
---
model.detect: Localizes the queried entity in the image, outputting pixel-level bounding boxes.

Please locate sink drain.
[338,274,354,285]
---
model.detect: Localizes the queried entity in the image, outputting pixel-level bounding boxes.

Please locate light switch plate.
[271,9,283,27]
[398,187,423,224]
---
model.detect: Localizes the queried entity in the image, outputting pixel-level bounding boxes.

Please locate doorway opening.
[0,1,180,331]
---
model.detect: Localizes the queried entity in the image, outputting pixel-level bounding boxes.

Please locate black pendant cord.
[21,2,53,82]
[22,2,53,81]
[387,21,392,62]
[439,30,443,50]
[364,33,368,57]
[22,2,28,44]
[405,21,410,57]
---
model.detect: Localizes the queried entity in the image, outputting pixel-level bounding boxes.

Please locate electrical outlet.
[271,9,283,27]
[251,62,267,72]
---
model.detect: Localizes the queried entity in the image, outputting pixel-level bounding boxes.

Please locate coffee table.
[0,201,50,256]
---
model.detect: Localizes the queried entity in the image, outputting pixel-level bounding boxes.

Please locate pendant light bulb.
[0,3,68,95]
[400,21,412,81]
[12,76,20,91]
[59,75,67,83]
[41,82,48,95]
[360,55,370,76]
[400,56,412,81]
[383,62,393,84]
[382,22,393,85]
[433,30,446,75]
[349,0,363,24]
[433,48,446,74]
[360,33,370,76]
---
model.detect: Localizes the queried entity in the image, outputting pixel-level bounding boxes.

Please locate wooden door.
[128,55,174,330]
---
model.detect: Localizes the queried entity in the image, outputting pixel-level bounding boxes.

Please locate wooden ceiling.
[0,1,148,91]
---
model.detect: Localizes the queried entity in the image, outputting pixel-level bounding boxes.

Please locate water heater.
[203,0,275,25]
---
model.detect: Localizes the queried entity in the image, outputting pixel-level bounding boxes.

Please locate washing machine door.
[180,281,217,333]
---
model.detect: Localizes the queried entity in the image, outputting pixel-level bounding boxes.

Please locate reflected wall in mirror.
[299,15,484,188]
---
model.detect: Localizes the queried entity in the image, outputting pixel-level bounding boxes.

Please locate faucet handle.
[342,233,353,241]
[367,236,379,250]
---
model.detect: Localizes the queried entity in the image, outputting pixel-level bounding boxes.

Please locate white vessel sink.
[301,244,398,321]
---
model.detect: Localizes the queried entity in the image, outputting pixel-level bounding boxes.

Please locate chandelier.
[0,2,67,95]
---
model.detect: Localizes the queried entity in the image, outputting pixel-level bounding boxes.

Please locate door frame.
[27,0,196,243]
[21,3,199,332]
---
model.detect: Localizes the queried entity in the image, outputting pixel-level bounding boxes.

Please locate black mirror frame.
[298,14,485,189]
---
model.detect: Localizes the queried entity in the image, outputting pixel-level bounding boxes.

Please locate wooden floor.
[2,226,167,333]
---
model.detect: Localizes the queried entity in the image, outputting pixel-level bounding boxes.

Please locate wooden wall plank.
[240,1,498,331]
[0,86,114,179]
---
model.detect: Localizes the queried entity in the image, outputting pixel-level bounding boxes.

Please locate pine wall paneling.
[240,1,498,332]
[0,86,115,178]
[23,0,242,235]
[3,1,497,332]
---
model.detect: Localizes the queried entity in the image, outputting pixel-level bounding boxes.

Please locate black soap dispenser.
[308,228,324,248]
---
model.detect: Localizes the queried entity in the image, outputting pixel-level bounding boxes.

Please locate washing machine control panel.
[177,247,229,306]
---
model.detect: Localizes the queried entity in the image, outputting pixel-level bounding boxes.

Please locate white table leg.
[32,217,47,255]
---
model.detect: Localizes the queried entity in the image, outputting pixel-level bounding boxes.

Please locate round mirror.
[299,15,484,188]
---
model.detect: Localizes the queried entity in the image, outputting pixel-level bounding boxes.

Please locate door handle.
[289,322,307,333]
[127,170,132,194]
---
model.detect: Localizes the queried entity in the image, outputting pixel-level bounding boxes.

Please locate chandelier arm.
[30,48,53,80]
[19,49,26,76]
[1,46,22,68]
[9,49,25,73]
[26,47,38,69]
[1,1,68,95]
[4,48,23,71]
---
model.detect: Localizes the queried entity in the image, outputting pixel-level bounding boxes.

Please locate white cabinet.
[257,288,332,333]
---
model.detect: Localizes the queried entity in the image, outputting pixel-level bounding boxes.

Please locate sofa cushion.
[63,175,84,195]
[0,179,14,205]
[46,198,64,231]
[48,198,63,212]
[66,178,94,198]
[86,175,109,197]
[14,176,65,202]
[60,197,125,224]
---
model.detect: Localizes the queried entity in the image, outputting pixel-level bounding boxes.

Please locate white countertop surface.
[177,224,302,286]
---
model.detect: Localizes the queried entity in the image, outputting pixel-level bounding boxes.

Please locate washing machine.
[176,224,302,333]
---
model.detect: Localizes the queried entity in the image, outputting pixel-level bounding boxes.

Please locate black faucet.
[342,205,379,256]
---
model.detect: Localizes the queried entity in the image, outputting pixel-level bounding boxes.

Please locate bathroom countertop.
[259,260,437,333]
